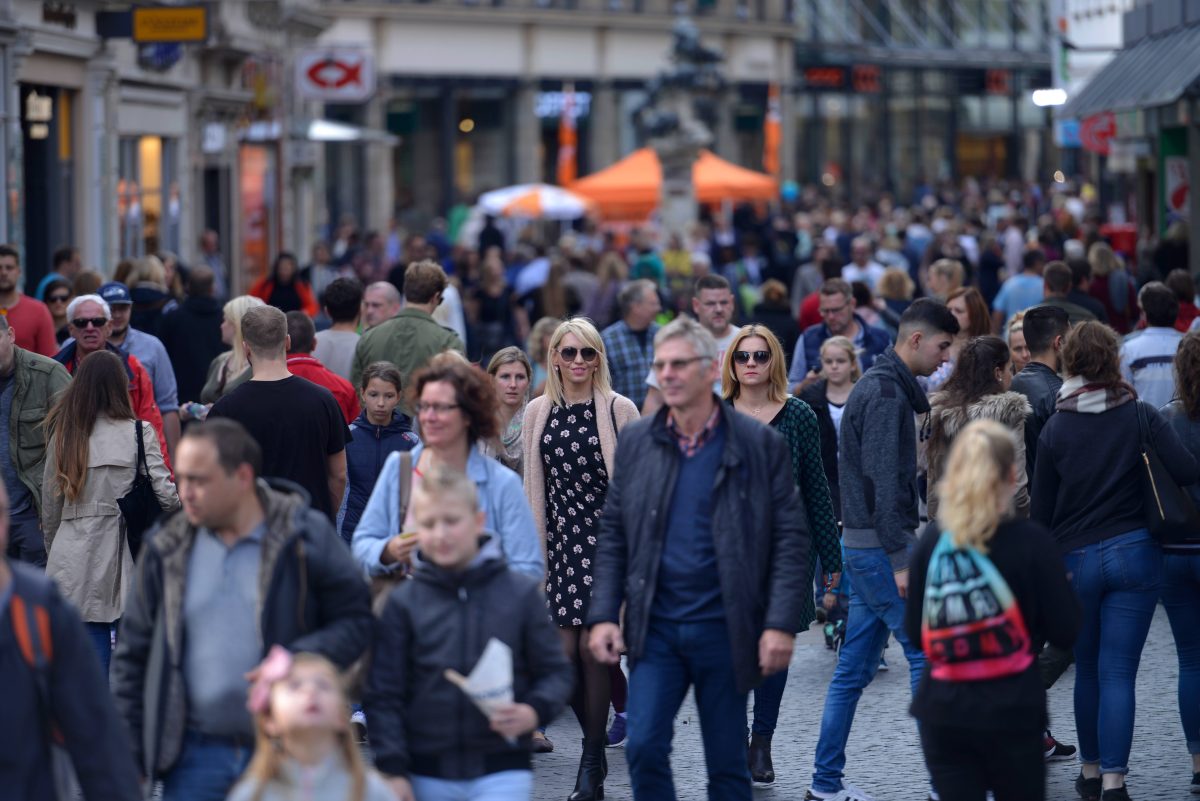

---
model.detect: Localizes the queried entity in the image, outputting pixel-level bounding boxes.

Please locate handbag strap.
[397,451,413,529]
[1134,400,1153,453]
[134,420,149,478]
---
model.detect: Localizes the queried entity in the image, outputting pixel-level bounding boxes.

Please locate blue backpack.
[920,531,1034,682]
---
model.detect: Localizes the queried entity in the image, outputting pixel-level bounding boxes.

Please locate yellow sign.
[132,6,207,44]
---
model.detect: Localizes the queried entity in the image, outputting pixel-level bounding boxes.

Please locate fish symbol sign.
[296,49,376,102]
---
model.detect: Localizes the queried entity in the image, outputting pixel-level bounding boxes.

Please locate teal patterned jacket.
[772,396,843,630]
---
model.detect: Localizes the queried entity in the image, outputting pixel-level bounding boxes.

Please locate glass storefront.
[118,135,180,259]
[21,84,74,285]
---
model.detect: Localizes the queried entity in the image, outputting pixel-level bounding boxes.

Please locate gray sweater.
[226,755,396,801]
[839,347,929,570]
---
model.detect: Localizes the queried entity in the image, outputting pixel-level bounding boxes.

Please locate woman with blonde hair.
[906,420,1079,801]
[722,324,842,783]
[128,254,179,336]
[526,315,561,397]
[1007,311,1032,374]
[42,350,178,672]
[522,317,639,801]
[197,295,265,406]
[1088,241,1138,333]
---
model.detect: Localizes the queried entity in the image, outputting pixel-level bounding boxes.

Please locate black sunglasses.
[733,350,771,365]
[557,346,599,363]
[47,294,69,303]
[70,317,107,329]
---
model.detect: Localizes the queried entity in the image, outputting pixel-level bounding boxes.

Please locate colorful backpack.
[920,530,1034,682]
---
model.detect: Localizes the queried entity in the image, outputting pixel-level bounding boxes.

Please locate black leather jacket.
[1010,361,1062,476]
[586,400,810,694]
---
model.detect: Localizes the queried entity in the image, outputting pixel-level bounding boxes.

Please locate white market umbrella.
[478,184,593,220]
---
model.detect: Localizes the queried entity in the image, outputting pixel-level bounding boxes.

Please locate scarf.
[500,403,525,461]
[1055,374,1137,414]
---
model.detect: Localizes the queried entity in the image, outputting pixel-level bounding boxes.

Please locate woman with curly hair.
[351,352,541,581]
[721,323,842,784]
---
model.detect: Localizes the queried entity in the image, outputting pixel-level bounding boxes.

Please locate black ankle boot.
[568,738,605,801]
[748,733,775,783]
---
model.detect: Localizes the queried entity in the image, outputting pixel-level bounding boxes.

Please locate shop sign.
[985,70,1011,96]
[25,91,53,123]
[132,6,207,44]
[1080,112,1115,155]
[1165,155,1189,217]
[798,65,880,94]
[295,49,375,103]
[1055,119,1081,148]
[536,91,591,119]
[202,123,227,154]
[138,43,183,72]
[42,2,76,29]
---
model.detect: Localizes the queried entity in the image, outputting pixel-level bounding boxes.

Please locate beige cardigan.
[522,387,640,540]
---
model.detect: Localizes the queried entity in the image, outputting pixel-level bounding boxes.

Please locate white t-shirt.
[645,325,742,396]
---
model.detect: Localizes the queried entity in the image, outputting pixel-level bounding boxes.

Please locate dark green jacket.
[350,307,465,403]
[10,347,71,517]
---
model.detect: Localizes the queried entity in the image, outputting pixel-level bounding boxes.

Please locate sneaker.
[804,783,875,801]
[606,713,627,747]
[350,710,367,744]
[877,654,889,671]
[1044,732,1078,761]
[1191,772,1200,794]
[1100,787,1131,801]
[1075,773,1102,801]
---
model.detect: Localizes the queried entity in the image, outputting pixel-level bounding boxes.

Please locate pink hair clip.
[247,645,293,715]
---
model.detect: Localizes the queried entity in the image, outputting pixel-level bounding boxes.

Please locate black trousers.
[920,723,1045,801]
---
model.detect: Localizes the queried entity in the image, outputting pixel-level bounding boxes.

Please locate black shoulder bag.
[1135,401,1200,544]
[117,420,161,559]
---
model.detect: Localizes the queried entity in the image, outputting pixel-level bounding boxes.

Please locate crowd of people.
[3,175,1200,801]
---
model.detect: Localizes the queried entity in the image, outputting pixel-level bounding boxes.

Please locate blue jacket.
[338,410,420,543]
[788,313,892,386]
[351,442,543,580]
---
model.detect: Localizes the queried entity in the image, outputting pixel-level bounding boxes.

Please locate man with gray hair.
[589,315,809,800]
[842,236,885,290]
[53,293,169,468]
[601,279,661,408]
[361,281,402,330]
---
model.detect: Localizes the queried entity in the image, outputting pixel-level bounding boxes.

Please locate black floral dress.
[541,399,608,626]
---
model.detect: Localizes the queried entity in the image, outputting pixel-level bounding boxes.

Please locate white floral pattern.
[541,399,609,626]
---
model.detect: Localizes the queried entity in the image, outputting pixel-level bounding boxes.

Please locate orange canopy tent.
[570,148,778,220]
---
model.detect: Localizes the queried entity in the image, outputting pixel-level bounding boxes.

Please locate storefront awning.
[1063,24,1200,120]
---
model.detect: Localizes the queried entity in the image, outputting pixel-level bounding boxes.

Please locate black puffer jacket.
[586,400,810,694]
[366,538,573,780]
[111,479,373,780]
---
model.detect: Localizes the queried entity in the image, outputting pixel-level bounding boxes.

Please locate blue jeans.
[1064,528,1162,775]
[811,546,925,795]
[627,617,751,801]
[411,770,533,800]
[161,731,254,801]
[1162,551,1200,755]
[85,622,115,677]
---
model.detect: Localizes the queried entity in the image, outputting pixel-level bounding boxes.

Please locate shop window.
[118,136,179,259]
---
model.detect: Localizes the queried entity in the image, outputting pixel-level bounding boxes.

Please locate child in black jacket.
[366,465,571,801]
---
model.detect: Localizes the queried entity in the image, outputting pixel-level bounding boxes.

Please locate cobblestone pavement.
[533,608,1192,801]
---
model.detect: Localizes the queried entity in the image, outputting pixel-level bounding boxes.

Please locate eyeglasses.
[733,350,771,365]
[47,294,69,303]
[415,402,460,416]
[557,346,599,363]
[651,356,708,373]
[819,304,849,316]
[70,317,108,329]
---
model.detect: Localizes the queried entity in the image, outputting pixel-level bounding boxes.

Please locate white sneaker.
[351,710,366,726]
[833,783,876,801]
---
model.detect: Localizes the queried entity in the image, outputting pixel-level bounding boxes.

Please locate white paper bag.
[444,638,517,745]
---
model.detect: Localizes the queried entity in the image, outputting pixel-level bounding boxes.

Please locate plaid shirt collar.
[666,401,722,457]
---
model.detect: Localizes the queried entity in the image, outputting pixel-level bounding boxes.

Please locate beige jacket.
[43,417,179,623]
[522,387,639,540]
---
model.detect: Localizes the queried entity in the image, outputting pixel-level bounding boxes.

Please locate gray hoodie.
[839,347,929,570]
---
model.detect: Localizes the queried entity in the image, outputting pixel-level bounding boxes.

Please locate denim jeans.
[85,622,115,678]
[410,770,533,800]
[627,617,751,801]
[1063,528,1162,775]
[1162,551,1200,755]
[161,731,254,801]
[811,546,926,795]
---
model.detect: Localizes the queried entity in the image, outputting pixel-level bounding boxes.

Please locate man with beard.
[0,245,57,356]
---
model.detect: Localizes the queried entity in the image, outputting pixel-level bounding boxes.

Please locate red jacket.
[249,277,319,317]
[286,355,360,424]
[55,343,171,471]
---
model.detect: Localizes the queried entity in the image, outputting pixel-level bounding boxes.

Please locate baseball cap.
[99,281,132,306]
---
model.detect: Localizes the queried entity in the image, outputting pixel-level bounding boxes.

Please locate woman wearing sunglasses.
[43,278,72,345]
[721,324,843,785]
[523,318,639,801]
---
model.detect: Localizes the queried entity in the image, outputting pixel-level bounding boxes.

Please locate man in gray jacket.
[807,299,958,801]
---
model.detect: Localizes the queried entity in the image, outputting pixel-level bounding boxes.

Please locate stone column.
[514,82,539,184]
[364,91,395,232]
[589,82,617,172]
